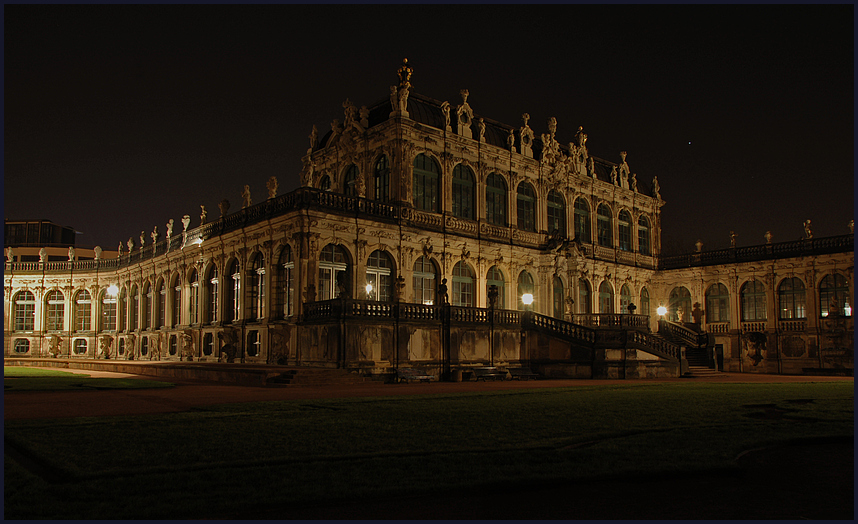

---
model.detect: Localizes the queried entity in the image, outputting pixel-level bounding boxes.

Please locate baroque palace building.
[4,61,853,378]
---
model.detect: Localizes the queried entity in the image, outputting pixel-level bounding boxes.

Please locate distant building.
[4,62,853,377]
[4,219,117,262]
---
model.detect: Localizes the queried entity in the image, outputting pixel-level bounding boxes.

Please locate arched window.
[451,261,474,307]
[552,277,564,319]
[226,260,240,323]
[73,338,88,355]
[413,154,440,212]
[14,291,36,331]
[319,175,331,192]
[45,290,65,332]
[740,280,767,321]
[203,333,214,356]
[118,338,125,357]
[597,204,613,247]
[374,155,390,202]
[118,288,127,331]
[319,243,349,301]
[452,164,475,219]
[706,283,730,323]
[486,266,506,309]
[248,253,265,320]
[517,271,535,310]
[100,289,117,332]
[169,334,178,356]
[547,190,566,237]
[413,256,437,305]
[485,173,507,226]
[574,198,591,243]
[620,284,632,314]
[172,276,182,327]
[131,285,139,330]
[275,246,295,318]
[157,280,166,328]
[188,270,199,325]
[207,265,219,324]
[668,286,691,322]
[516,182,536,232]
[640,287,650,317]
[74,290,92,332]
[778,277,806,319]
[343,164,358,197]
[143,283,152,329]
[599,281,614,314]
[819,274,850,317]
[140,336,149,356]
[577,279,591,314]
[618,210,632,252]
[366,250,394,302]
[14,339,30,354]
[638,215,651,256]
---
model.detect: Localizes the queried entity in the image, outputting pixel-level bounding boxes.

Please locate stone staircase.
[683,346,721,378]
[265,368,369,387]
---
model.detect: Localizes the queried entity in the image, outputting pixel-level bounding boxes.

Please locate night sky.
[4,5,854,255]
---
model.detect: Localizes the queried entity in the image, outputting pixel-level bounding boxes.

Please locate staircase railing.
[658,319,709,348]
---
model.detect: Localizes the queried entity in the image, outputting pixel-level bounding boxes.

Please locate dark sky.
[4,5,854,255]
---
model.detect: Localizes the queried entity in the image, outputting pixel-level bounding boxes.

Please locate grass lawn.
[3,366,174,391]
[4,381,853,519]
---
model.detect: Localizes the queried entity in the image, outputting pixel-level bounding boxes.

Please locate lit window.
[74,290,92,332]
[486,266,506,309]
[413,256,437,305]
[618,210,632,251]
[638,216,651,256]
[45,290,65,331]
[451,261,474,307]
[366,250,393,302]
[819,274,850,318]
[14,291,36,331]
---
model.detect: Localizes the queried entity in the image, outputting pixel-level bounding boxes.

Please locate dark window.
[451,261,474,307]
[777,278,806,320]
[638,216,651,255]
[413,154,440,212]
[485,173,507,226]
[819,274,850,317]
[486,266,505,309]
[618,210,632,251]
[597,204,612,247]
[516,182,536,232]
[574,198,591,243]
[741,280,767,321]
[375,156,390,202]
[343,164,358,196]
[547,190,566,237]
[452,164,475,219]
[706,283,730,323]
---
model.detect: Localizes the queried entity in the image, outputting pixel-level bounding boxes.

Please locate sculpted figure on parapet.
[242,185,252,209]
[267,176,278,199]
[804,219,813,239]
[441,101,451,130]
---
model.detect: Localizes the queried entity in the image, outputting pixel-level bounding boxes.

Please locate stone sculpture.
[695,239,703,253]
[804,219,813,239]
[441,101,451,131]
[200,206,207,225]
[182,215,191,232]
[68,246,76,261]
[139,231,145,249]
[166,219,174,241]
[219,199,230,217]
[242,185,252,209]
[267,176,278,199]
[652,176,661,199]
[151,226,158,244]
[39,247,48,263]
[730,231,737,248]
[94,246,102,260]
[765,231,773,244]
[127,238,134,251]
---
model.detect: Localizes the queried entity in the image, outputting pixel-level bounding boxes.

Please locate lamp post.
[488,285,498,367]
[521,293,534,365]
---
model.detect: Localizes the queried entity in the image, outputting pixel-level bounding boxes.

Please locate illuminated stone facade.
[4,64,853,377]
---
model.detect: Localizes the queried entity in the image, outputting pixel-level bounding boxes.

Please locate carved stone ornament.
[519,113,534,158]
[267,176,279,199]
[200,205,207,225]
[456,89,473,139]
[441,101,451,131]
[241,185,252,209]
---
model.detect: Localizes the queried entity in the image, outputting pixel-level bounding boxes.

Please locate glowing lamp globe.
[656,306,667,316]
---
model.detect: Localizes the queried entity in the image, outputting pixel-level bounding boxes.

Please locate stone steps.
[683,365,722,378]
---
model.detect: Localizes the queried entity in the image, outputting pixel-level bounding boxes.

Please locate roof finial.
[397,58,412,89]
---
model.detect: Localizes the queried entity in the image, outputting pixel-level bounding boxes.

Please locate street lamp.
[521,293,534,310]
[107,284,119,297]
[365,283,373,300]
[656,305,667,317]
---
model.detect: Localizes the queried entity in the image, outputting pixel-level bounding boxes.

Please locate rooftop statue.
[242,185,252,209]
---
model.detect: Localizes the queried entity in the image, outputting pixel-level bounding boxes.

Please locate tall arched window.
[486,266,506,309]
[413,154,440,212]
[131,285,139,330]
[343,164,358,197]
[451,261,474,307]
[597,204,613,247]
[517,271,535,310]
[741,280,767,321]
[547,190,566,237]
[157,280,166,328]
[319,243,349,300]
[485,173,507,226]
[516,182,536,232]
[706,283,730,323]
[777,277,806,319]
[319,175,331,191]
[577,279,591,314]
[640,287,650,317]
[574,198,591,243]
[618,210,632,251]
[275,246,294,318]
[143,283,152,329]
[118,288,127,331]
[413,256,437,305]
[620,284,632,314]
[248,253,265,321]
[374,155,390,202]
[45,290,65,332]
[668,286,691,322]
[819,274,850,317]
[552,277,564,319]
[226,260,240,323]
[100,289,117,332]
[14,291,36,331]
[599,281,614,314]
[638,215,651,256]
[452,164,475,219]
[366,250,394,302]
[172,276,182,327]
[74,290,92,331]
[207,265,219,324]
[188,270,199,325]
